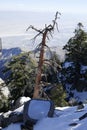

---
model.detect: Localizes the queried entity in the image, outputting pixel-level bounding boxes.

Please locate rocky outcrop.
[0,96,30,129]
[0,111,23,128]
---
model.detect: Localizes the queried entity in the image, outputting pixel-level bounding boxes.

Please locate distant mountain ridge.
[0,45,65,80]
[0,47,21,80]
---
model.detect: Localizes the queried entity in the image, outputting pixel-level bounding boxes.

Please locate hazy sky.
[0,0,87,49]
[0,0,87,14]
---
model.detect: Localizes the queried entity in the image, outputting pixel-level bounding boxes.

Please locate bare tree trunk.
[33,31,47,98]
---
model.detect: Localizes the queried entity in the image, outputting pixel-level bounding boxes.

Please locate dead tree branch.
[27,12,60,98]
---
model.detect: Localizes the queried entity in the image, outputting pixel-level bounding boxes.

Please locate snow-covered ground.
[2,103,87,130]
[34,105,87,130]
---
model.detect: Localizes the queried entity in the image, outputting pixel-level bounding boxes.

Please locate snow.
[1,86,9,98]
[0,78,4,84]
[13,96,31,114]
[19,96,30,105]
[0,78,9,98]
[34,105,87,130]
[63,62,73,68]
[14,105,24,114]
[3,123,21,130]
[80,65,87,74]
[73,90,87,102]
[64,83,87,102]
[2,98,87,130]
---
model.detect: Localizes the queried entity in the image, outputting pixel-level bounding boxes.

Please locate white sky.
[0,0,87,48]
[0,0,87,14]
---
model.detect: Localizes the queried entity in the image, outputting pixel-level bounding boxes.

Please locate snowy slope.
[34,105,87,130]
[2,104,87,130]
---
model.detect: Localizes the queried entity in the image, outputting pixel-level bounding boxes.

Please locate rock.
[1,113,23,128]
[0,113,4,126]
[77,101,84,110]
[13,96,30,110]
[69,122,78,126]
[23,99,54,126]
[0,107,23,128]
[21,124,33,130]
[79,113,87,120]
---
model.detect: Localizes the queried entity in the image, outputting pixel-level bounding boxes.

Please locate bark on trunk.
[33,31,47,98]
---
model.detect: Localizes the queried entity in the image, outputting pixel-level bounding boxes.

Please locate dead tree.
[27,12,60,98]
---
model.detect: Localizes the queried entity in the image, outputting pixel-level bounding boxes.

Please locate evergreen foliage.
[3,50,67,107]
[61,23,87,95]
[63,23,87,64]
[4,52,36,102]
[47,84,68,107]
[41,52,68,106]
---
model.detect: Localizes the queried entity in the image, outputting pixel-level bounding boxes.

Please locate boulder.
[13,97,30,110]
[23,99,54,127]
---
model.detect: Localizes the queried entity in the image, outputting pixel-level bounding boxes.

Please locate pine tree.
[61,23,87,94]
[3,52,36,102]
[40,52,67,106]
